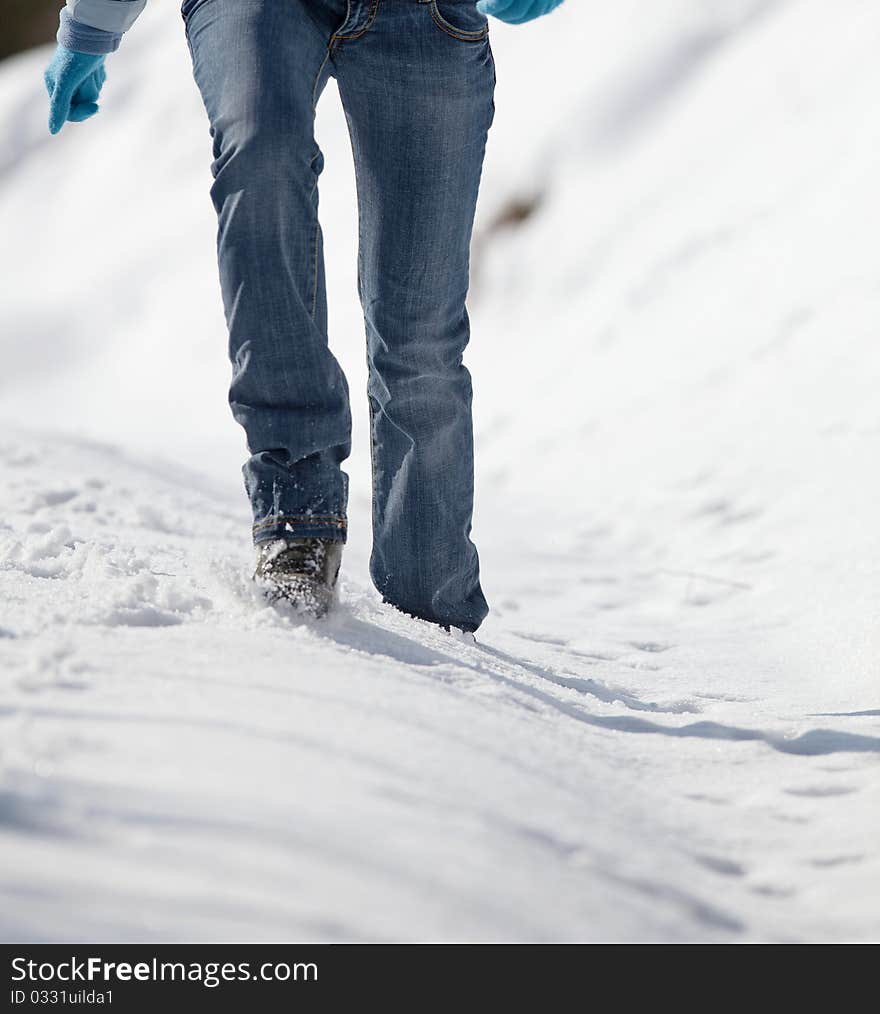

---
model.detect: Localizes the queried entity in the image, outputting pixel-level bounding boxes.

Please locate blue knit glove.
[476,0,565,24]
[44,45,107,135]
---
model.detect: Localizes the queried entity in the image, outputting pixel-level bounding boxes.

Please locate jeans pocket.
[424,1,490,42]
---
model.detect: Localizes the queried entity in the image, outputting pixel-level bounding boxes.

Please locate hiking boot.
[254,537,342,618]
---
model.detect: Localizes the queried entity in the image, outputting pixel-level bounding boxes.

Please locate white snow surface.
[1,0,879,941]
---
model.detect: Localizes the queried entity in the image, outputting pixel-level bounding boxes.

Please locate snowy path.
[2,0,879,941]
[1,432,877,941]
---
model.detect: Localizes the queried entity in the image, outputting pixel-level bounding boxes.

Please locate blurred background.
[1,1,60,62]
[1,1,878,942]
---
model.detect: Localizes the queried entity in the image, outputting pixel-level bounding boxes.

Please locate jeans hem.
[381,598,484,635]
[252,515,347,545]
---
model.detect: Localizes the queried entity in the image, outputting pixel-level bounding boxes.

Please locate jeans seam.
[308,170,321,321]
[180,9,195,61]
[308,47,332,321]
[354,179,379,544]
[367,387,379,538]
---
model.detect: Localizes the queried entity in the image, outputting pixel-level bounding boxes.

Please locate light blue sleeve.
[57,1,148,55]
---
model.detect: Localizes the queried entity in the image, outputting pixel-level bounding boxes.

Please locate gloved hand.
[43,45,107,135]
[476,0,565,24]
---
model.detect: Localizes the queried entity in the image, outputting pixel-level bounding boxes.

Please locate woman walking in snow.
[44,0,564,631]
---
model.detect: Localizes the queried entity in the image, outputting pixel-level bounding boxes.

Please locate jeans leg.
[184,0,351,545]
[332,3,496,631]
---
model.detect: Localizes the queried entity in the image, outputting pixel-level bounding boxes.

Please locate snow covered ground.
[1,0,878,941]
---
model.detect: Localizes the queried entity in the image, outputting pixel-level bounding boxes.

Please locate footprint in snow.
[783,785,859,798]
[750,884,797,899]
[693,854,747,878]
[809,855,864,868]
[628,640,673,653]
[28,488,79,510]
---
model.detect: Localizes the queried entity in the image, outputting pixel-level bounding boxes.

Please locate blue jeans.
[183,0,494,631]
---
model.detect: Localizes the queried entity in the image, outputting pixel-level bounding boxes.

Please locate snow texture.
[0,0,878,941]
